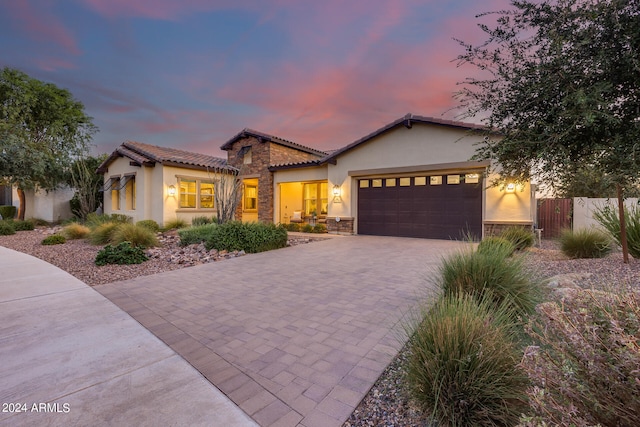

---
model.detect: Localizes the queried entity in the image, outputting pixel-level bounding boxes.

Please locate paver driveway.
[96,235,464,427]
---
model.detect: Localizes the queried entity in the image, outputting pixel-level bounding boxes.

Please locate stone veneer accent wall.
[483,222,533,237]
[326,217,354,234]
[226,136,323,223]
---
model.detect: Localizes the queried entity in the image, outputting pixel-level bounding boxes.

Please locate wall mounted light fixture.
[505,183,516,193]
[167,185,176,196]
[332,184,342,203]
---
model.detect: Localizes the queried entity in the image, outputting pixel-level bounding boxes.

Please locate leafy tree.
[0,67,97,219]
[456,0,640,262]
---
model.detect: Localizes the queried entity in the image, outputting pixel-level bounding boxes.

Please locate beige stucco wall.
[573,197,639,230]
[17,186,74,222]
[102,157,146,223]
[484,176,534,224]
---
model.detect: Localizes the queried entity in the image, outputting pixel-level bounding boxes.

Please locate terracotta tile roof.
[220,128,328,157]
[268,159,323,171]
[97,140,234,174]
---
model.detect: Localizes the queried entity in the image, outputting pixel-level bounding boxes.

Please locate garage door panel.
[358,175,482,239]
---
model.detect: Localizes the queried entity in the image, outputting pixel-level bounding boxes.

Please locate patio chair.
[290,211,304,224]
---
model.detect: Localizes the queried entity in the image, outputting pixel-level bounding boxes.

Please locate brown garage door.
[357,175,482,240]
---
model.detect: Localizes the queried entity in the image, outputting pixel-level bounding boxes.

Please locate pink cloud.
[3,0,81,57]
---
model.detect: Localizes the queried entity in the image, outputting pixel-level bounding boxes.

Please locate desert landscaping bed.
[0,227,327,286]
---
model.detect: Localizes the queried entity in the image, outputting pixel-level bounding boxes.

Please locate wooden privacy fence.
[537,198,572,238]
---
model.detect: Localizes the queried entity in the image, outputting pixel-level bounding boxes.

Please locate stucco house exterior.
[99,114,535,239]
[0,184,74,222]
[97,140,236,225]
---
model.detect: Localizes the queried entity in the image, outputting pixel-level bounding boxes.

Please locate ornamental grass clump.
[86,213,132,228]
[136,219,160,233]
[88,221,120,245]
[11,219,35,231]
[499,226,535,251]
[62,222,90,239]
[163,218,188,231]
[522,288,640,426]
[437,245,539,317]
[111,223,158,248]
[405,293,529,426]
[593,204,640,258]
[559,228,612,259]
[476,236,515,257]
[178,223,218,246]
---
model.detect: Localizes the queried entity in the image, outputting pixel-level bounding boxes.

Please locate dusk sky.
[0,0,510,158]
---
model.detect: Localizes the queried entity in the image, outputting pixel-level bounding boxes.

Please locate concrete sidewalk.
[0,246,256,427]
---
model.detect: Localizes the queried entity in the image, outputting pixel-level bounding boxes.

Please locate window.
[303,182,328,216]
[399,178,411,186]
[238,146,252,164]
[386,178,396,187]
[178,178,215,209]
[447,175,460,184]
[125,175,136,210]
[415,177,427,186]
[244,184,257,211]
[200,182,214,208]
[111,178,121,210]
[359,180,369,188]
[372,179,383,188]
[430,176,442,185]
[465,173,480,184]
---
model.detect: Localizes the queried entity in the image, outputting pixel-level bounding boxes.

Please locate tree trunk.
[17,187,26,221]
[617,183,629,264]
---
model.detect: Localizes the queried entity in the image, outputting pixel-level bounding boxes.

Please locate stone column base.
[326,217,354,234]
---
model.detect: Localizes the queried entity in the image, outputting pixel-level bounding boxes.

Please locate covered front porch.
[276,180,328,225]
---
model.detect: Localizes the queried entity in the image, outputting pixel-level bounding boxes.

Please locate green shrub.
[136,219,160,233]
[42,234,66,245]
[0,220,16,235]
[62,223,91,239]
[499,226,535,251]
[559,228,612,259]
[593,204,640,258]
[88,222,120,245]
[477,236,515,257]
[312,224,327,233]
[282,223,300,232]
[191,216,213,226]
[437,246,539,317]
[178,223,218,246]
[111,223,159,248]
[405,293,529,426]
[163,218,188,230]
[205,221,288,253]
[10,219,35,231]
[0,205,16,220]
[95,241,148,266]
[301,224,313,233]
[522,288,640,426]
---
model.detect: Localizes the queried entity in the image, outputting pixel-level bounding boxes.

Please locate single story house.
[99,114,535,239]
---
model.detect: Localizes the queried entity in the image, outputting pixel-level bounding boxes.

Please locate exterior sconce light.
[505,183,516,193]
[332,184,342,203]
[167,185,176,196]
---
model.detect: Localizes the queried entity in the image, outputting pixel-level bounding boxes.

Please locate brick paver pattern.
[96,236,463,427]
